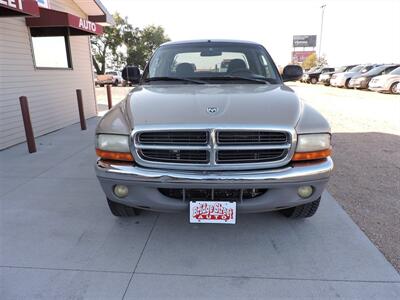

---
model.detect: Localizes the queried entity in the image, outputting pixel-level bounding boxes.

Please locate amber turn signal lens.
[96,149,134,162]
[292,148,332,161]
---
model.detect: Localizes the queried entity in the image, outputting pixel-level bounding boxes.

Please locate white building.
[0,0,113,149]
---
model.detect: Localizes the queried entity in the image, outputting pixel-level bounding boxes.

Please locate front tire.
[311,77,318,84]
[344,79,351,89]
[390,82,399,94]
[107,198,141,217]
[280,197,321,218]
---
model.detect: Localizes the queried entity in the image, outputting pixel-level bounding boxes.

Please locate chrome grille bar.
[132,127,295,170]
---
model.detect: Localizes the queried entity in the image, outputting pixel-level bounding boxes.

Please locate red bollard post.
[76,89,87,130]
[106,84,113,109]
[19,96,37,153]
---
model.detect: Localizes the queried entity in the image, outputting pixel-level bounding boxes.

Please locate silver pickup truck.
[95,40,333,224]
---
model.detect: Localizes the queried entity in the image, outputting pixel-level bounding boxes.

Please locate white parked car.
[96,71,123,86]
[368,67,400,94]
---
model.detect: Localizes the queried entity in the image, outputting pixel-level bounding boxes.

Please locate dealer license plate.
[189,201,236,224]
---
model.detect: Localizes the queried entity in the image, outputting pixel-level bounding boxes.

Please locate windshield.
[362,66,386,76]
[143,42,280,84]
[349,65,365,72]
[390,67,400,75]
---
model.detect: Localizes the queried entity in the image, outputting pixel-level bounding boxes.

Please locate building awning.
[0,0,40,17]
[26,7,103,36]
[74,0,114,26]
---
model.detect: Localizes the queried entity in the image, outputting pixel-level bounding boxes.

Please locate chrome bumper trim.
[95,157,333,185]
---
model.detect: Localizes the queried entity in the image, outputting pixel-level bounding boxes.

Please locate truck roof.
[161,39,261,47]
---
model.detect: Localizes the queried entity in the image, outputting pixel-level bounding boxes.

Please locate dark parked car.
[303,67,335,84]
[349,64,399,89]
[319,65,357,86]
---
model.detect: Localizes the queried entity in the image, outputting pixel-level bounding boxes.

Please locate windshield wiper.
[199,76,274,84]
[143,76,206,84]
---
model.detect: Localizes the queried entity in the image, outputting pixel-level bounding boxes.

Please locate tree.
[91,13,132,74]
[302,53,317,70]
[91,13,170,73]
[317,55,328,67]
[125,25,170,69]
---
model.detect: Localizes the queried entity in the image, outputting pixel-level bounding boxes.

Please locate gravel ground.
[288,82,400,272]
[96,84,400,272]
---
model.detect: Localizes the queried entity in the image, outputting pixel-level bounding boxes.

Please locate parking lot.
[1,84,399,299]
[287,82,400,272]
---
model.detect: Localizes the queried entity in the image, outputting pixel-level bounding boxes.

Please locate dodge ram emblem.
[207,107,218,114]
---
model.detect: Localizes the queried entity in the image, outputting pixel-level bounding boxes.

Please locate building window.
[31,33,72,69]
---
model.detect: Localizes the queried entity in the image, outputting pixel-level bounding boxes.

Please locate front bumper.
[95,158,334,213]
[349,80,368,89]
[330,77,346,87]
[319,77,331,85]
[368,84,387,92]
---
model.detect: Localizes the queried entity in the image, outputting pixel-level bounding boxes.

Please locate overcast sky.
[102,0,400,67]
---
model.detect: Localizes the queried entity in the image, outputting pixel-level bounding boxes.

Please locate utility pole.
[319,4,326,59]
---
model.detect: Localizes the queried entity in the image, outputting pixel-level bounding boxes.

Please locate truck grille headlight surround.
[292,133,331,161]
[96,134,133,162]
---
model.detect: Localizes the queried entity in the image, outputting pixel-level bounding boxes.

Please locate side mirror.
[282,65,303,82]
[122,65,141,84]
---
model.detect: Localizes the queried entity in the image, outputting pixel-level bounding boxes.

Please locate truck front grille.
[133,129,292,170]
[138,131,208,145]
[217,131,288,145]
[217,149,287,164]
[159,188,267,203]
[139,149,208,164]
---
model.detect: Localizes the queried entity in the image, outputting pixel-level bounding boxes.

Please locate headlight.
[296,134,331,152]
[96,134,133,161]
[97,134,130,152]
[293,134,331,161]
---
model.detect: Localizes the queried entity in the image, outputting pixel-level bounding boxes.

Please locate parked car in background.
[319,65,357,86]
[300,66,319,82]
[303,67,335,84]
[330,64,380,88]
[349,64,399,89]
[96,71,123,87]
[368,66,400,94]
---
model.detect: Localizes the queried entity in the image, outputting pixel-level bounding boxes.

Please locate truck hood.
[126,84,302,129]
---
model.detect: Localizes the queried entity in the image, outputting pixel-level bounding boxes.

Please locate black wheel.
[107,198,141,217]
[280,197,321,219]
[112,80,119,87]
[310,77,318,84]
[344,79,351,89]
[100,84,104,87]
[390,82,399,94]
